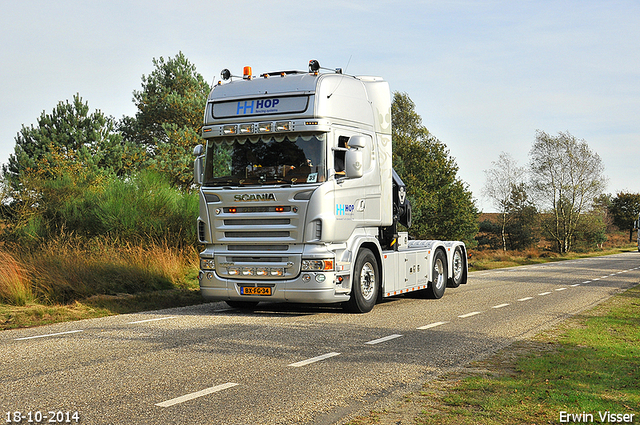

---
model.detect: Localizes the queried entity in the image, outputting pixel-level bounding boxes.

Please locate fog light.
[302,274,311,282]
[270,268,284,277]
[315,274,326,283]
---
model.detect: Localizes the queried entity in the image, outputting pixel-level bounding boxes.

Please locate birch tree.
[529,131,607,253]
[482,152,526,250]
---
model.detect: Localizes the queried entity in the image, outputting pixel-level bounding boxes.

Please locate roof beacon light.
[243,66,252,80]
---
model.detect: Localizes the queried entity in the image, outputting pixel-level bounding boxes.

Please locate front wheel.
[344,248,379,313]
[425,249,447,299]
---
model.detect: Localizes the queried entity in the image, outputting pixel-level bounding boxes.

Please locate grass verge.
[346,284,640,425]
[0,237,208,330]
[0,289,206,330]
[468,244,637,271]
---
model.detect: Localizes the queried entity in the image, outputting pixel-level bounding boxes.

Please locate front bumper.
[199,270,351,304]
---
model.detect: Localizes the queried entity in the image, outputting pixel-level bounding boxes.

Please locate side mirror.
[343,136,367,179]
[345,149,363,178]
[348,135,367,149]
[193,144,204,185]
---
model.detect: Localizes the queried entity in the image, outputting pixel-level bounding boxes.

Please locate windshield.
[203,133,327,186]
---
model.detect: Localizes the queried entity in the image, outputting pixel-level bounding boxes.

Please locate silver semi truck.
[194,61,468,313]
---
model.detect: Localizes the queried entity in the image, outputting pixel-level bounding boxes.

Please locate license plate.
[240,286,272,296]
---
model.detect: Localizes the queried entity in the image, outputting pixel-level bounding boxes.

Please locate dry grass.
[0,250,33,306]
[0,235,200,305]
[0,236,204,329]
[468,241,637,271]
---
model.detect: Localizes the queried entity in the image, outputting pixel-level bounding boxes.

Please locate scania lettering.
[234,193,277,202]
[194,60,468,313]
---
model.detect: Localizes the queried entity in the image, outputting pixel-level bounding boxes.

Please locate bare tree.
[483,152,526,251]
[529,131,607,253]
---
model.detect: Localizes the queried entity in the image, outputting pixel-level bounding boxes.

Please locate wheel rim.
[434,257,445,290]
[360,262,376,301]
[453,250,463,282]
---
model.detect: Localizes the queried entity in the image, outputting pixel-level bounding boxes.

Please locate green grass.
[347,284,640,425]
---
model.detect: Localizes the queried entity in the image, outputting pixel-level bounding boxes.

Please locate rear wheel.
[447,246,466,288]
[425,249,447,299]
[344,248,379,313]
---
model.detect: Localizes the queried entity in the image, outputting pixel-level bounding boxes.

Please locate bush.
[2,170,199,248]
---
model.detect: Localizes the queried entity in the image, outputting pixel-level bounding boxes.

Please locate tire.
[425,249,447,299]
[447,246,466,288]
[226,300,259,310]
[344,248,379,313]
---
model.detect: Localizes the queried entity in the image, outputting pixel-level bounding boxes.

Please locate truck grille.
[228,245,288,251]
[225,231,290,238]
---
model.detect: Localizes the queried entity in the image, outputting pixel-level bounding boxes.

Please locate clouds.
[1,0,638,209]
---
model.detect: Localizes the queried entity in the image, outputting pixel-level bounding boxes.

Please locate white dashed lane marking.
[458,311,482,318]
[365,334,403,345]
[15,330,84,341]
[155,383,239,407]
[128,316,177,325]
[417,321,448,330]
[492,303,510,309]
[288,352,341,368]
[518,297,534,302]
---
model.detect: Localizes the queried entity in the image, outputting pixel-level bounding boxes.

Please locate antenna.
[327,55,353,99]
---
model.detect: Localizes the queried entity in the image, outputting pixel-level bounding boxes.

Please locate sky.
[1,0,639,211]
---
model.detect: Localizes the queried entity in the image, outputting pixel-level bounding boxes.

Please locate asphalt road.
[1,252,638,425]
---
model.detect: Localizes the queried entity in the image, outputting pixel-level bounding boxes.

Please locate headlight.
[200,258,215,270]
[301,259,334,272]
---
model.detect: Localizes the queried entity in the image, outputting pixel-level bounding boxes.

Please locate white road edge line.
[458,311,482,318]
[417,321,449,330]
[365,334,403,345]
[15,330,83,341]
[492,303,510,309]
[155,383,239,407]
[128,316,177,325]
[518,297,534,301]
[288,352,341,367]
[538,292,552,296]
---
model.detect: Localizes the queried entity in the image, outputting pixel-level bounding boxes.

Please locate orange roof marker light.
[243,66,252,80]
